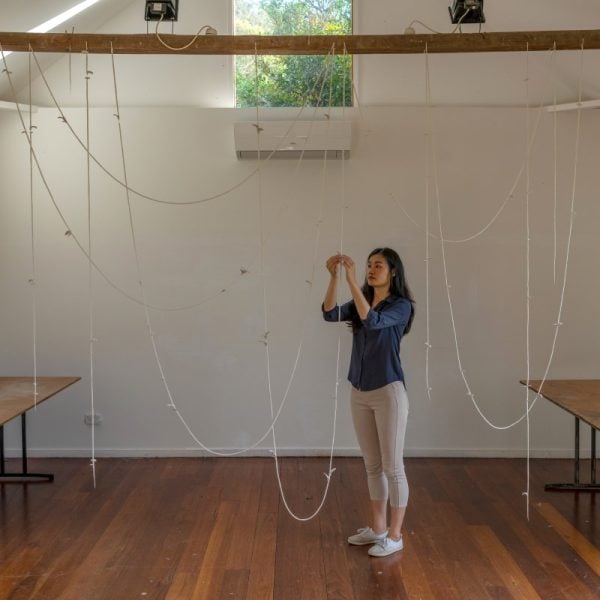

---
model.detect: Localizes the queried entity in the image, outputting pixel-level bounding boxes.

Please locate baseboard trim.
[2,447,588,459]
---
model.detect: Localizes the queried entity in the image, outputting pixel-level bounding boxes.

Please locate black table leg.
[545,417,600,491]
[592,425,597,486]
[575,416,580,485]
[21,413,27,475]
[0,425,4,475]
[0,413,53,483]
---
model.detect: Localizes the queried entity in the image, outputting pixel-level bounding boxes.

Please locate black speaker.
[145,0,179,22]
[448,0,485,25]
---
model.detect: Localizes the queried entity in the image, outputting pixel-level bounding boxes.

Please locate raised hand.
[340,255,357,285]
[326,254,343,277]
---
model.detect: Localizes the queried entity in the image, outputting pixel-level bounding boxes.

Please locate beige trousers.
[350,381,409,508]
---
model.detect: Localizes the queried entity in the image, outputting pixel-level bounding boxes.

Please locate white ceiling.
[1,0,599,108]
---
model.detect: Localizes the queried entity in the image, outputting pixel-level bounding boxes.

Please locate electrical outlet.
[83,413,103,426]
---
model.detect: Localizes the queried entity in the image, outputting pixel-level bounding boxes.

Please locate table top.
[521,379,600,430]
[0,377,81,426]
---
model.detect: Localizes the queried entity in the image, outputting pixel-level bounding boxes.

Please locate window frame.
[232,0,355,109]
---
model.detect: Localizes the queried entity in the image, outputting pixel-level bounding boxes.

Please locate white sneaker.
[368,536,404,557]
[347,527,387,546]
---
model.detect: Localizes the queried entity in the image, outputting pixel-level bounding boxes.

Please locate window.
[234,0,352,108]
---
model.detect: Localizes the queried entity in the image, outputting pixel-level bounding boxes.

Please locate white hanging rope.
[389,103,545,245]
[29,49,336,207]
[424,43,433,402]
[349,64,546,247]
[26,48,39,409]
[552,42,558,285]
[1,44,339,463]
[103,45,342,473]
[3,43,585,436]
[7,42,348,507]
[68,27,74,95]
[1,51,337,312]
[4,41,586,509]
[425,43,586,432]
[84,45,97,487]
[258,46,342,521]
[524,43,532,519]
[11,49,337,314]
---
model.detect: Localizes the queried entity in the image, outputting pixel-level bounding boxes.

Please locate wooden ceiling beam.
[0,30,599,56]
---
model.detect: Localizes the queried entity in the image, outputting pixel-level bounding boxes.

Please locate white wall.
[1,100,598,458]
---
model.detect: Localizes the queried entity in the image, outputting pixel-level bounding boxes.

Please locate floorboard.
[0,457,598,599]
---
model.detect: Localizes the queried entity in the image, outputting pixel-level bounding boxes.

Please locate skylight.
[2,0,102,58]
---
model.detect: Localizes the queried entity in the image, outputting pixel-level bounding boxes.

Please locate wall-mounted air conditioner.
[233,120,351,160]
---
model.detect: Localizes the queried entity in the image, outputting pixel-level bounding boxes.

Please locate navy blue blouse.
[322,296,412,391]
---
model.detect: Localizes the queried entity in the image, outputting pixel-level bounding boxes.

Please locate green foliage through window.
[235,0,352,108]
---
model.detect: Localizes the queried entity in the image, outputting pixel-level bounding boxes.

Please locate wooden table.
[521,379,600,492]
[0,376,80,482]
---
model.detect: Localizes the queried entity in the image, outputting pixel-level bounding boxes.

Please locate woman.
[322,248,414,557]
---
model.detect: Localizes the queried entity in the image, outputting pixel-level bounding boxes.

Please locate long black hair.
[350,247,415,334]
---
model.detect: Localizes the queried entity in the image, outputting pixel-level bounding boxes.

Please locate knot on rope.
[58,116,68,123]
[323,467,336,481]
[28,278,35,285]
[220,288,226,293]
[240,267,249,275]
[259,331,270,346]
[166,403,177,411]
[252,123,264,133]
[1,68,12,75]
[305,280,312,286]
[64,229,72,236]
[113,113,120,120]
[90,458,97,464]
[90,337,99,343]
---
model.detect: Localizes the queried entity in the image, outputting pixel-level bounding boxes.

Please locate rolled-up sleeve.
[322,301,354,322]
[362,297,411,331]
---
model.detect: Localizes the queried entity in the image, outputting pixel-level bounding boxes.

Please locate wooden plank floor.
[0,457,598,599]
